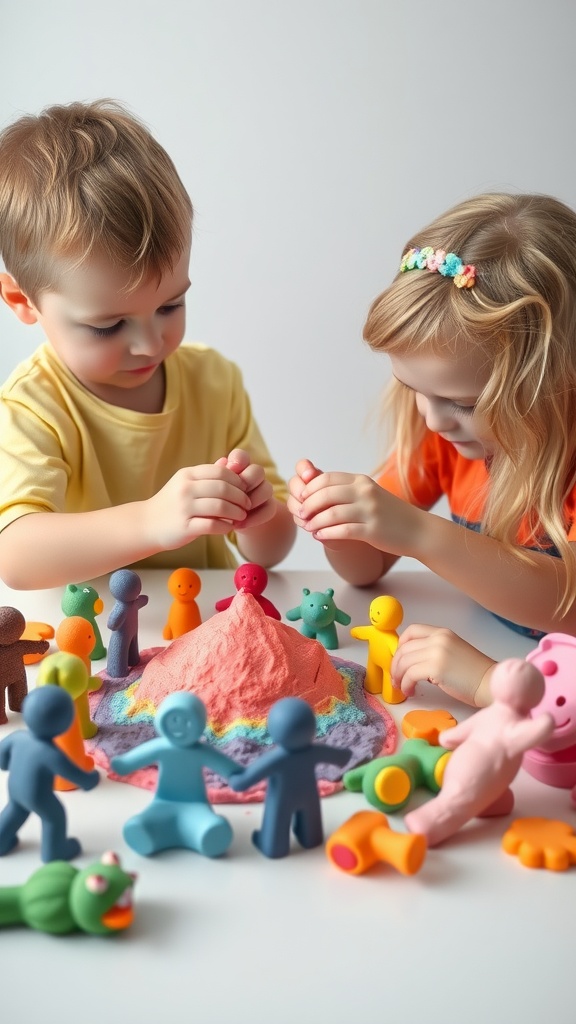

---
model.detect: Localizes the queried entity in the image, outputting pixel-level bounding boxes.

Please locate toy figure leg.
[293,798,323,850]
[0,800,29,855]
[40,795,81,862]
[8,677,28,714]
[478,787,515,817]
[122,803,176,856]
[176,803,233,857]
[381,670,406,705]
[128,635,140,669]
[363,658,382,695]
[107,634,130,679]
[254,799,293,858]
[317,626,338,650]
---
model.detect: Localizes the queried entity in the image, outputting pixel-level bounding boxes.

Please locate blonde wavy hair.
[363,193,576,615]
[0,99,192,301]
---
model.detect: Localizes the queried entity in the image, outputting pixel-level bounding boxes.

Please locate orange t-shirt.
[377,430,576,549]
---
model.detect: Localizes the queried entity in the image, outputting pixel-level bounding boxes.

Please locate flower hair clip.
[400,247,476,289]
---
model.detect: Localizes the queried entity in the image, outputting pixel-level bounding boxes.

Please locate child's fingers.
[297,458,323,484]
[224,448,251,474]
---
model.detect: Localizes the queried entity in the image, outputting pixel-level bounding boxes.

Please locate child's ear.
[0,273,39,324]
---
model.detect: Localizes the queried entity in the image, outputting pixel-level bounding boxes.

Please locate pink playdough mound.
[87,591,397,802]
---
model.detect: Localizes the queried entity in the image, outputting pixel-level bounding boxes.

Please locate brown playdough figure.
[0,607,50,724]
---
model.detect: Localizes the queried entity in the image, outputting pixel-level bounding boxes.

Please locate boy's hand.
[390,623,496,707]
[143,463,253,550]
[215,449,276,531]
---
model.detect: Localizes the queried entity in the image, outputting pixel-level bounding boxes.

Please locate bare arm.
[0,461,253,590]
[297,470,576,635]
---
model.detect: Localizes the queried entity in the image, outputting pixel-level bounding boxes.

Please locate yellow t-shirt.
[0,342,288,570]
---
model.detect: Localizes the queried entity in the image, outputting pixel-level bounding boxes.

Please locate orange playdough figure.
[350,596,405,704]
[37,652,95,791]
[55,618,102,739]
[163,568,202,641]
[0,607,50,724]
[402,709,458,744]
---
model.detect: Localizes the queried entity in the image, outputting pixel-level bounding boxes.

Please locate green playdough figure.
[61,584,106,660]
[286,588,351,650]
[0,852,136,935]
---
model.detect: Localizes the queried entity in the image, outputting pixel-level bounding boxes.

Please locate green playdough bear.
[0,853,135,935]
[286,588,351,650]
[61,584,106,660]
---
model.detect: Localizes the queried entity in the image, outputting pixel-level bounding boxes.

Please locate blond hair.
[364,193,576,616]
[0,99,192,300]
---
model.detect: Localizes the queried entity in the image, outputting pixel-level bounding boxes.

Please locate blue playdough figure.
[106,569,149,678]
[0,687,100,862]
[286,588,351,650]
[111,692,240,857]
[229,697,351,858]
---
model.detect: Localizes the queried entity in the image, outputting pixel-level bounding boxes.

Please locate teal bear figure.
[61,584,106,660]
[286,588,351,650]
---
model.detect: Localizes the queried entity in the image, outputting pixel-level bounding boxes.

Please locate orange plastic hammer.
[326,810,427,876]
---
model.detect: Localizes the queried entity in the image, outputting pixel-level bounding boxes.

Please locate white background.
[1,0,575,568]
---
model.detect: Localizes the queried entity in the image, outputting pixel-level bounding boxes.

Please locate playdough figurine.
[521,633,576,798]
[343,738,451,813]
[286,588,351,650]
[350,595,405,704]
[106,569,149,678]
[55,616,103,738]
[0,686,99,861]
[229,697,351,858]
[37,651,96,791]
[61,583,106,659]
[163,567,202,640]
[0,851,136,934]
[404,659,555,847]
[215,562,281,619]
[111,692,240,857]
[0,606,50,725]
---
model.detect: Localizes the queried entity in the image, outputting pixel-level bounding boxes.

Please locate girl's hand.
[288,459,361,553]
[391,623,496,707]
[291,467,411,552]
[143,463,252,550]
[216,449,276,531]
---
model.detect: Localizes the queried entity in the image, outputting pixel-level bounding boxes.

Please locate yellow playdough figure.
[351,596,405,704]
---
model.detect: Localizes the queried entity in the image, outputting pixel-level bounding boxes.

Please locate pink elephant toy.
[404,658,554,847]
[522,633,576,801]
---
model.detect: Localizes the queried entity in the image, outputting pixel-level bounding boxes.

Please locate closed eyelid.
[394,377,477,406]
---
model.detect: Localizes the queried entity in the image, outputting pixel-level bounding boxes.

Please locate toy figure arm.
[313,744,352,768]
[137,596,149,610]
[438,717,476,749]
[201,745,242,779]
[258,596,282,620]
[107,606,127,630]
[214,596,234,612]
[111,738,165,774]
[228,750,281,791]
[350,626,370,640]
[335,609,352,626]
[19,639,50,657]
[505,713,555,758]
[49,747,100,790]
[286,607,302,622]
[0,734,14,770]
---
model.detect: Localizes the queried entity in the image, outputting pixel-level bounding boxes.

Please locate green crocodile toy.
[0,852,136,935]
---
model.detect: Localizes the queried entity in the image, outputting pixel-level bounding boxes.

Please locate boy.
[0,100,294,589]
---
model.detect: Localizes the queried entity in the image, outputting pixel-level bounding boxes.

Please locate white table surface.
[0,564,573,1024]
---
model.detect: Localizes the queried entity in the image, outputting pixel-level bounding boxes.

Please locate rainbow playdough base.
[86,592,397,803]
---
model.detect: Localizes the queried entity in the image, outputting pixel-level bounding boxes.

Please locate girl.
[289,193,576,707]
